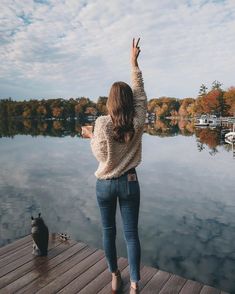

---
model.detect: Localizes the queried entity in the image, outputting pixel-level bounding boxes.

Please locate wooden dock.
[0,233,229,294]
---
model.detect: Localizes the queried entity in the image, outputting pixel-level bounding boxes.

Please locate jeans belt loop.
[126,167,136,175]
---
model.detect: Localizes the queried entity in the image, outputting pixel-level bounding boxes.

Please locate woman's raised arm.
[130,38,147,128]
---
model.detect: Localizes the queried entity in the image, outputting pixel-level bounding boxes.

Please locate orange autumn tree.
[37,105,47,117]
[84,106,97,115]
[223,87,235,116]
[148,97,180,117]
[178,98,195,117]
[195,81,225,115]
[96,96,108,114]
[52,106,63,118]
[74,97,90,115]
[197,89,223,115]
[203,89,220,113]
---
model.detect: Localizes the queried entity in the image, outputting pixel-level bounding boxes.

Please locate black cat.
[31,213,49,256]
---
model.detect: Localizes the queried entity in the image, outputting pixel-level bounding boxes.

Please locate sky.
[0,0,235,102]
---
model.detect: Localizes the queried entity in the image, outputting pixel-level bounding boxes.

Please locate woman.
[85,38,147,293]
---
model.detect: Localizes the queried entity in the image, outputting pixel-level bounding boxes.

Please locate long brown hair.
[106,81,136,144]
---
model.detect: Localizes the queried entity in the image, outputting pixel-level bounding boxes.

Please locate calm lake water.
[0,120,235,293]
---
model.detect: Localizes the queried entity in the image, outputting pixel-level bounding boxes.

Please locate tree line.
[0,96,108,119]
[148,81,235,118]
[0,81,235,119]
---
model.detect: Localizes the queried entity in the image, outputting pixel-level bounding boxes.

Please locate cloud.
[0,0,235,100]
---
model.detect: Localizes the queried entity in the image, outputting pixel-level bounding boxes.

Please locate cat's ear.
[38,213,41,218]
[31,216,34,220]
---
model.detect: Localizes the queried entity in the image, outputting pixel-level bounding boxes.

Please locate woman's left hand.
[131,37,141,66]
[81,125,94,139]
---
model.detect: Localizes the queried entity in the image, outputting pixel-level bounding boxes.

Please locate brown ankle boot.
[130,284,140,294]
[111,269,123,292]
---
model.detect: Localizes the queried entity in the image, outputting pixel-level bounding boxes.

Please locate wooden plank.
[179,279,204,294]
[78,257,128,294]
[17,245,96,294]
[0,239,75,290]
[0,243,33,269]
[0,239,32,260]
[0,234,62,282]
[0,240,79,293]
[137,265,159,292]
[141,270,172,294]
[58,256,108,294]
[0,239,71,289]
[200,285,221,294]
[37,249,105,294]
[159,274,187,294]
[120,263,158,294]
[0,235,31,257]
[0,235,229,294]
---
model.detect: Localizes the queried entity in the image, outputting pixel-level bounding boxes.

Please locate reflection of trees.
[223,143,233,152]
[195,129,220,149]
[0,118,77,138]
[145,119,179,137]
[209,148,219,156]
[0,117,232,156]
[38,122,48,132]
[150,118,194,137]
[53,121,63,130]
[195,128,221,155]
[178,119,195,136]
[197,142,205,152]
[0,118,219,140]
[23,119,32,129]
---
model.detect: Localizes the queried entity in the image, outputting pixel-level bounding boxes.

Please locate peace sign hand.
[131,37,141,66]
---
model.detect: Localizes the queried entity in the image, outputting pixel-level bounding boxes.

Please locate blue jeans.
[96,167,141,282]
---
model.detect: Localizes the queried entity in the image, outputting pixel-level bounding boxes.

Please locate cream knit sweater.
[90,65,147,179]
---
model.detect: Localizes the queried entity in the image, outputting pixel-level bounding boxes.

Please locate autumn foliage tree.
[178,98,195,117]
[96,96,108,114]
[74,97,91,116]
[199,89,221,114]
[223,87,235,116]
[37,105,47,117]
[147,97,180,118]
[52,106,63,118]
[194,81,225,116]
[84,106,97,115]
[22,107,32,118]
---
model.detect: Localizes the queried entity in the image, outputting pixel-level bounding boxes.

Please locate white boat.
[225,124,235,144]
[208,115,220,127]
[195,114,220,127]
[195,115,209,126]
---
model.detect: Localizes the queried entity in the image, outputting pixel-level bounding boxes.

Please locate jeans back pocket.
[126,173,140,196]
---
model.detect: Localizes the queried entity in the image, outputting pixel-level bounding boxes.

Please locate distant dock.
[0,234,229,293]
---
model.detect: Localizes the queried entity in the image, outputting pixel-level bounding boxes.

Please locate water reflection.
[0,120,235,293]
[0,118,234,157]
